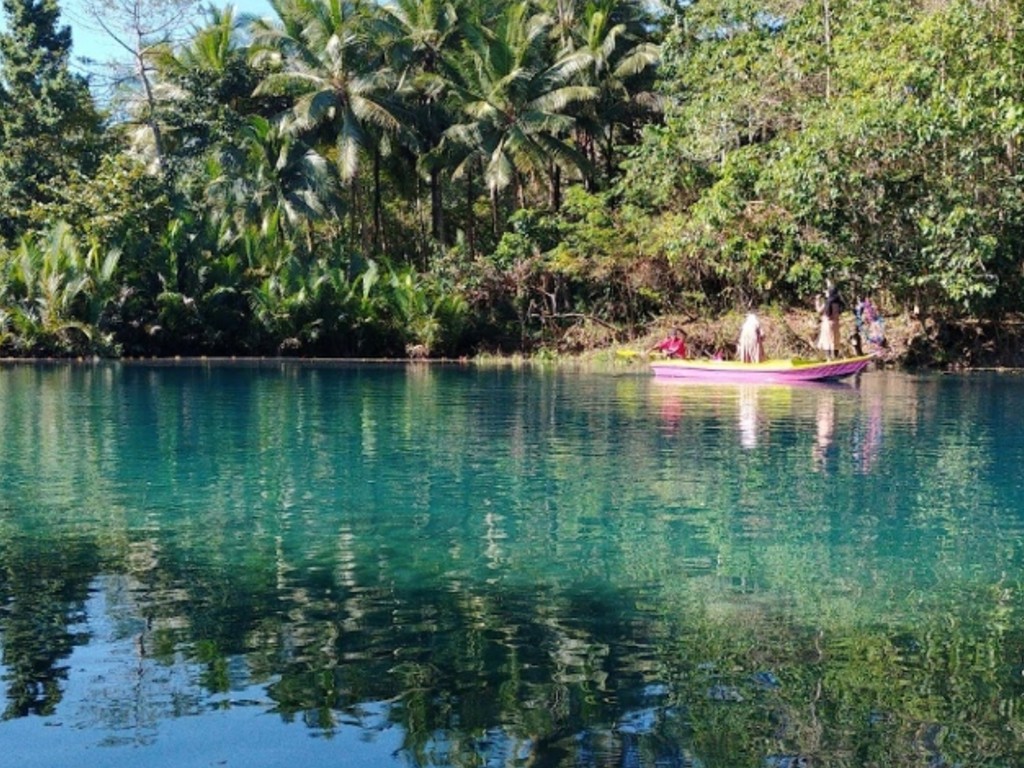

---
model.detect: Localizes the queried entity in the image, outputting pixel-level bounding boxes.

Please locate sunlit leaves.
[0,222,120,355]
[437,0,597,217]
[625,0,1024,316]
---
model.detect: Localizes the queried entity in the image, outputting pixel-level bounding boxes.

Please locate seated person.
[651,328,687,358]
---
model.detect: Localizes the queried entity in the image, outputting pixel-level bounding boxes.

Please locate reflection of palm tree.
[0,540,99,719]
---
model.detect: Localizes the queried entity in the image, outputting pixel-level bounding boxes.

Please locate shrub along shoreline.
[3,308,1021,371]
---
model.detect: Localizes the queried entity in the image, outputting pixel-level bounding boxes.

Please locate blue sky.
[1,0,275,71]
[75,0,276,66]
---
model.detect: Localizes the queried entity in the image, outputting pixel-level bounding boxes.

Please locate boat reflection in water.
[649,374,882,472]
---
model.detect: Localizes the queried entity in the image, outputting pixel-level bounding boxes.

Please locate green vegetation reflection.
[1,364,1023,767]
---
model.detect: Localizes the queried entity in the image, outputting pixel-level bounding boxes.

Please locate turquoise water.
[2,361,1024,767]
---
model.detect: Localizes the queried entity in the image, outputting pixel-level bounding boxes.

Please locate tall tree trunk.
[350,178,368,253]
[133,40,164,170]
[491,185,500,237]
[582,129,596,192]
[372,146,382,253]
[467,166,476,256]
[549,164,561,210]
[430,166,444,243]
[605,129,615,186]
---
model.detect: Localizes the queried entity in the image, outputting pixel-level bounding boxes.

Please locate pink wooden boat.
[650,354,874,383]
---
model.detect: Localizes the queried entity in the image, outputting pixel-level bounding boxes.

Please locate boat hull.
[650,355,873,383]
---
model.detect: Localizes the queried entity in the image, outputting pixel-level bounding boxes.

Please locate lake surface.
[2,360,1023,767]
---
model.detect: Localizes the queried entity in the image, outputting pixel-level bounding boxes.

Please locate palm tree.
[154,4,262,118]
[118,4,265,178]
[569,0,661,187]
[544,0,581,51]
[250,0,410,248]
[378,0,463,79]
[377,0,467,243]
[436,1,596,232]
[0,223,120,355]
[530,0,661,188]
[207,114,339,260]
[154,4,248,86]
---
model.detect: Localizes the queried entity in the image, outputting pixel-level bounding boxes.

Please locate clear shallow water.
[2,361,1024,767]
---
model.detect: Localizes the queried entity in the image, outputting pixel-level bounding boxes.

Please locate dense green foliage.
[0,0,104,243]
[0,0,1021,357]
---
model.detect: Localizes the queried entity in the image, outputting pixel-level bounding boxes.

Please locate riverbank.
[597,309,1024,371]
[0,308,1020,369]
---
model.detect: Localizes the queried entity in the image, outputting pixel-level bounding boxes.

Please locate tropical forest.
[0,0,1021,362]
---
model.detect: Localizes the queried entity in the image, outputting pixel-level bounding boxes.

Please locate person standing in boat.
[815,280,845,360]
[737,313,764,363]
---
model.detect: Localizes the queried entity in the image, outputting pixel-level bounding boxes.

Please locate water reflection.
[811,390,836,472]
[1,363,1024,767]
[853,391,884,474]
[650,377,878,469]
[738,385,759,449]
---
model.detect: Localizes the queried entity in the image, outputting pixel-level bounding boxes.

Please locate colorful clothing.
[856,297,886,352]
[655,336,687,358]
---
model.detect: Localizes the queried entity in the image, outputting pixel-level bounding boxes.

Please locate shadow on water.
[1,362,1024,766]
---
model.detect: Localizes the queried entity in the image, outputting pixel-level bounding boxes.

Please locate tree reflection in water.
[3,534,1023,767]
[1,364,1023,767]
[0,536,98,719]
